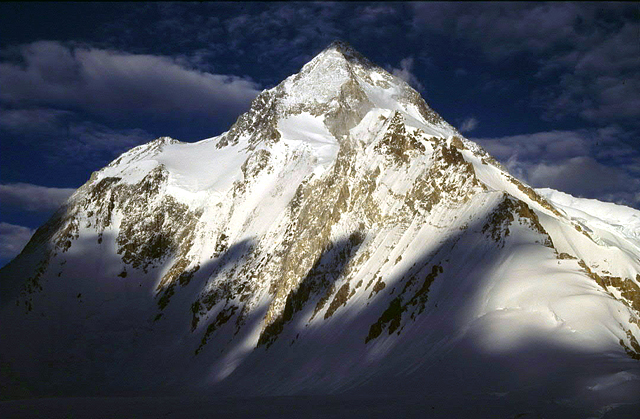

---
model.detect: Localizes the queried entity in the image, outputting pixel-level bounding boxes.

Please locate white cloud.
[390,57,424,91]
[0,222,34,260]
[459,117,479,132]
[0,41,261,121]
[0,183,75,212]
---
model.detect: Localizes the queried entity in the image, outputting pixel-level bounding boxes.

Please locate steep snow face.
[1,41,639,416]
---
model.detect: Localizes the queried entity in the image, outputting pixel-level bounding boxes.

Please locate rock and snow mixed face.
[1,41,639,416]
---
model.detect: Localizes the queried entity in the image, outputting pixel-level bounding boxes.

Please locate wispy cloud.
[0,222,34,260]
[0,183,75,212]
[353,5,398,24]
[411,3,640,126]
[412,3,587,59]
[0,107,153,167]
[536,21,640,123]
[390,57,424,91]
[62,121,152,166]
[0,108,73,134]
[459,117,479,132]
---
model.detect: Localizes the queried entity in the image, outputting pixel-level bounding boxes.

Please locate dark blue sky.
[0,2,638,266]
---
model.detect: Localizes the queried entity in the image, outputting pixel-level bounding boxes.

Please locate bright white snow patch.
[278,112,339,168]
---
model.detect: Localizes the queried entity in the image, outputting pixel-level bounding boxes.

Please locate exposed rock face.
[1,41,639,415]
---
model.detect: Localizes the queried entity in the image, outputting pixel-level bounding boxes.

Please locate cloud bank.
[0,222,33,260]
[0,41,261,121]
[0,183,76,212]
[472,127,640,208]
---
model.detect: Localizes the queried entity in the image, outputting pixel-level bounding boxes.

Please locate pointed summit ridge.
[216,41,453,150]
[269,41,452,139]
[317,39,375,69]
[326,39,354,53]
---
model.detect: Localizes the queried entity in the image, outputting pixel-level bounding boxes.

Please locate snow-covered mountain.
[1,41,639,417]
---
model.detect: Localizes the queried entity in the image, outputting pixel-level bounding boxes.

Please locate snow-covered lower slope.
[1,41,639,417]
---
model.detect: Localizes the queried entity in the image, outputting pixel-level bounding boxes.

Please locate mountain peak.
[215,41,452,151]
[3,37,640,415]
[270,41,450,137]
[303,40,376,76]
[326,39,352,51]
[321,40,368,64]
